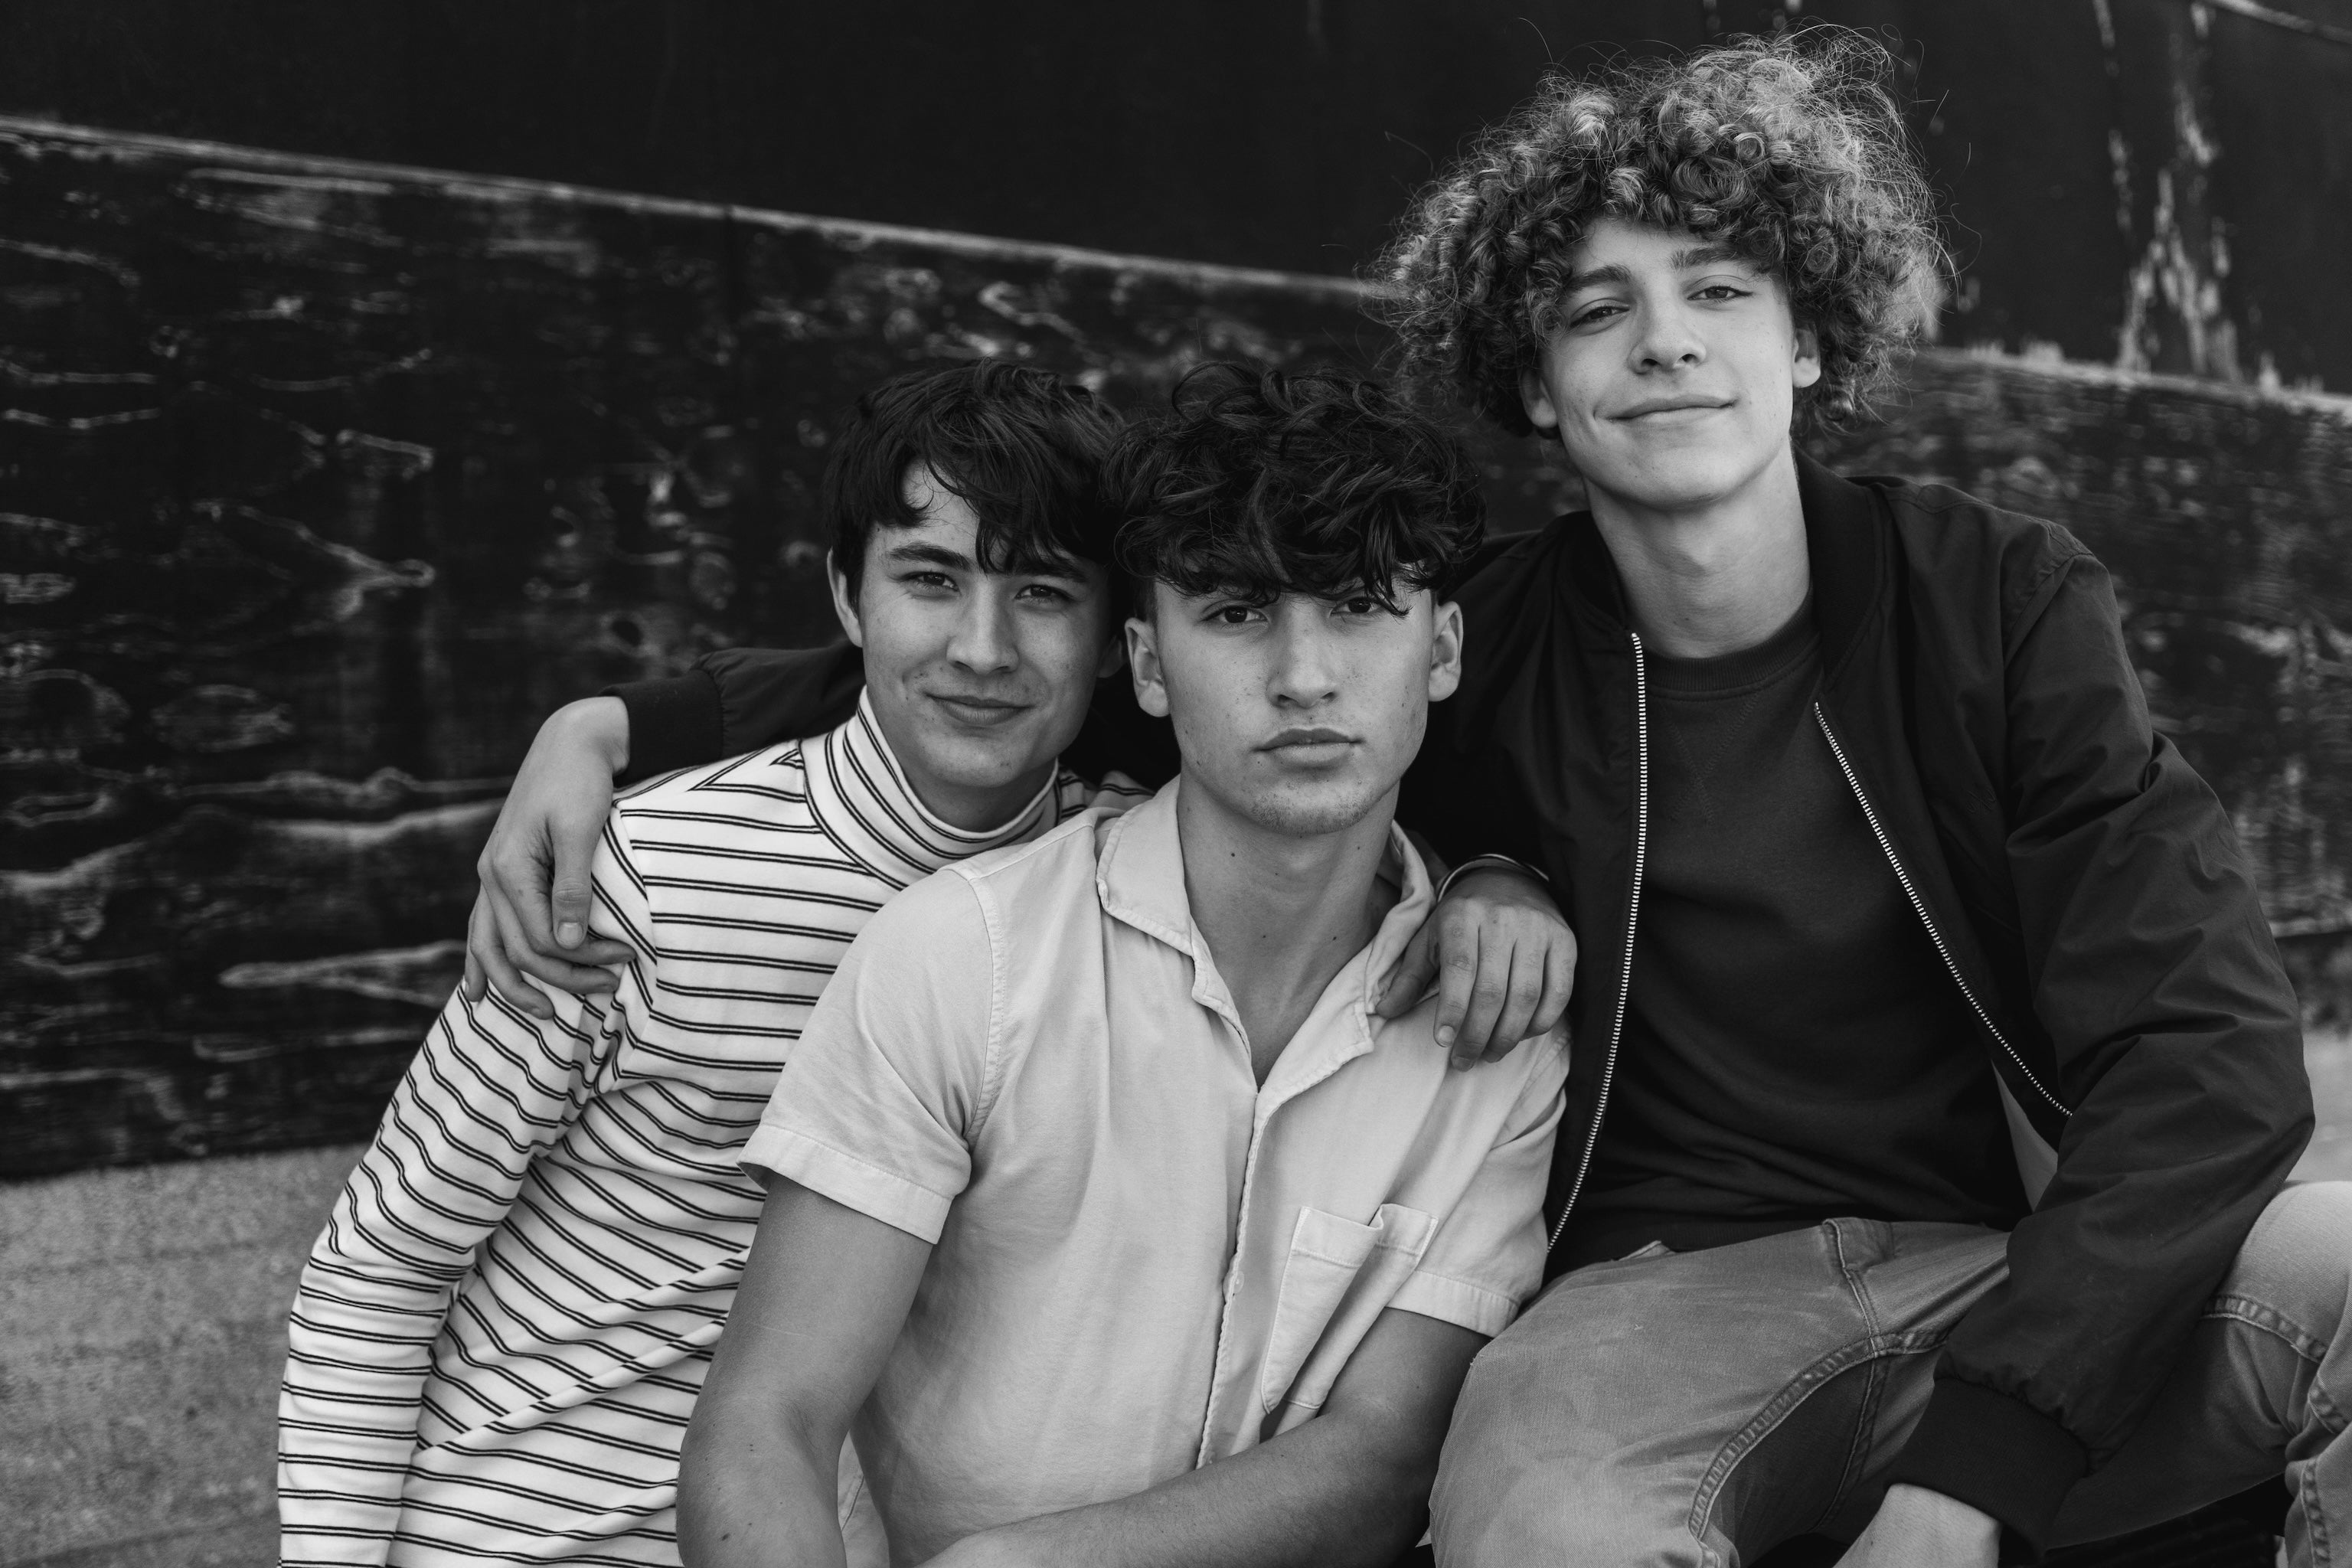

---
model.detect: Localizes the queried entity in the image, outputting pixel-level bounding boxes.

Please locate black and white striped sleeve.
[275,819,656,1565]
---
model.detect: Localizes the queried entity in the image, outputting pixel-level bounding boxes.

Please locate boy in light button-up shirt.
[681,364,1570,1568]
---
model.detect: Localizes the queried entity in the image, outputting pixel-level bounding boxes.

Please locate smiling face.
[1518,217,1821,517]
[831,462,1120,831]
[1126,581,1464,839]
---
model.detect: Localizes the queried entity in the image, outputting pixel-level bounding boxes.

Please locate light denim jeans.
[1429,1182,2352,1566]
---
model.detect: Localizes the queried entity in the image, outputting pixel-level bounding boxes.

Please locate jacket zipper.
[1548,631,1649,1253]
[1812,702,2068,1119]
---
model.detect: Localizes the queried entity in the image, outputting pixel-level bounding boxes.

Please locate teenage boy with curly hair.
[1377,30,2350,1568]
[678,366,1569,1568]
[443,31,2350,1568]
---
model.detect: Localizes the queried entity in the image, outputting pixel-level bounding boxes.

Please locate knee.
[1430,1328,1704,1567]
[2228,1182,2352,1348]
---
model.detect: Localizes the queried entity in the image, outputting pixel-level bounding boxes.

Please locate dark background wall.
[2,2,2351,1175]
[4,0,2351,390]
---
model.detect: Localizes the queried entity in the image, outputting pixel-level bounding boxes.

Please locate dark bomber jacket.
[612,454,2311,1555]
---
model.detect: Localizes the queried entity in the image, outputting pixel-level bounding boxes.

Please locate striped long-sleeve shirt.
[279,695,1141,1566]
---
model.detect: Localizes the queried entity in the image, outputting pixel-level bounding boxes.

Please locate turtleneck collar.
[801,689,1063,889]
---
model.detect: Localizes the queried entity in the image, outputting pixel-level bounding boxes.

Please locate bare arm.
[927,1308,1485,1568]
[462,695,636,1015]
[678,1181,931,1568]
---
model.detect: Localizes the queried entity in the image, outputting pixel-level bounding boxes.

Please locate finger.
[1530,933,1575,1039]
[1375,921,1440,1018]
[461,894,494,1004]
[1450,929,1512,1070]
[486,859,629,973]
[490,880,622,998]
[548,818,601,950]
[494,828,564,959]
[1479,940,1540,1063]
[482,884,560,1018]
[1433,918,1482,1068]
[482,933,557,1018]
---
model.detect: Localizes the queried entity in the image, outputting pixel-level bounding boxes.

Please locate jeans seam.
[2207,1293,2330,1364]
[1817,1355,1893,1534]
[1687,1329,1945,1543]
[1828,1220,1883,1338]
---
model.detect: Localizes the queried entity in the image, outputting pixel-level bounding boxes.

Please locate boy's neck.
[869,714,1059,835]
[1587,443,1811,661]
[906,760,1059,834]
[1174,776,1400,1086]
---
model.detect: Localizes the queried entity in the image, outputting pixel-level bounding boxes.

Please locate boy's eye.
[1569,302,1624,328]
[1334,596,1384,616]
[1018,582,1073,604]
[1695,283,1752,301]
[900,570,956,590]
[1207,603,1260,626]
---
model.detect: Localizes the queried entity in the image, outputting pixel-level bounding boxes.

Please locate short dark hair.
[821,361,1124,601]
[1377,28,1945,436]
[1111,363,1485,616]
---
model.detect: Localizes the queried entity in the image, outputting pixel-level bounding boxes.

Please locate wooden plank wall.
[4,120,2350,1177]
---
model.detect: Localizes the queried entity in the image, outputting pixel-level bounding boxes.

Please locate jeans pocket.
[1259,1204,1437,1437]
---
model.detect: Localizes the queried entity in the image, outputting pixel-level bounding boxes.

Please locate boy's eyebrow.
[880,541,975,571]
[884,537,1094,583]
[1558,244,1753,295]
[1671,243,1747,271]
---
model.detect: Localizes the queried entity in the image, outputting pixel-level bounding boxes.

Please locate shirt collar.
[802,690,1063,888]
[1096,776,1439,1077]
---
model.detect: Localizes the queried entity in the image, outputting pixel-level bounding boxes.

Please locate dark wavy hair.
[822,360,1124,599]
[1112,362,1484,615]
[1377,28,1947,437]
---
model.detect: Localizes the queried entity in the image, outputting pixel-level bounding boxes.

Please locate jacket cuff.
[605,667,724,785]
[1883,1378,2087,1563]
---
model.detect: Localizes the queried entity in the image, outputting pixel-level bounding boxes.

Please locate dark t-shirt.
[1562,602,2028,1267]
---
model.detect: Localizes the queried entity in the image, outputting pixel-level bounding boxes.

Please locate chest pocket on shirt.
[1258,1204,1436,1440]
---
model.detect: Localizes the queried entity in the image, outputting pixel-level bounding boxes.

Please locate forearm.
[276,1233,449,1562]
[544,693,630,779]
[954,1413,1430,1568]
[280,989,616,1557]
[677,1412,846,1568]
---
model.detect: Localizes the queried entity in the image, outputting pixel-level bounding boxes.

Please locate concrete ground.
[7,1038,2351,1567]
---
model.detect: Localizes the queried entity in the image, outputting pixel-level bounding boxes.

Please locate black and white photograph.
[5,4,2352,1566]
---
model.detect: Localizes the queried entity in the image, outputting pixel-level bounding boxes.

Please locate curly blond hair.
[1377,28,1947,436]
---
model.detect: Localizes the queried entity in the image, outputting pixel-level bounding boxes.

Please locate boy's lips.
[1259,726,1357,757]
[929,692,1032,725]
[1612,394,1734,420]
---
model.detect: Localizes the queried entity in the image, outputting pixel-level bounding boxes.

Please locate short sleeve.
[740,868,997,1243]
[1390,1037,1570,1334]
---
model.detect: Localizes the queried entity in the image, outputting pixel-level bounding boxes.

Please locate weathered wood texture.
[5,121,2350,1178]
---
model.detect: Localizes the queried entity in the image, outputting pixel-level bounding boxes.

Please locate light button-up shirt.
[743,778,1569,1564]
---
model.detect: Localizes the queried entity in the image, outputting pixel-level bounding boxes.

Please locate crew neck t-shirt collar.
[1650,593,1821,699]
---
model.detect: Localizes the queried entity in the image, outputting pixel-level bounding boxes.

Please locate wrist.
[552,695,630,777]
[1436,854,1547,900]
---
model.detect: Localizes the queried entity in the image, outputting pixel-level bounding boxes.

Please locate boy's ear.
[827,550,866,648]
[1426,597,1465,704]
[1519,364,1563,435]
[1792,321,1824,390]
[1125,612,1171,719]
